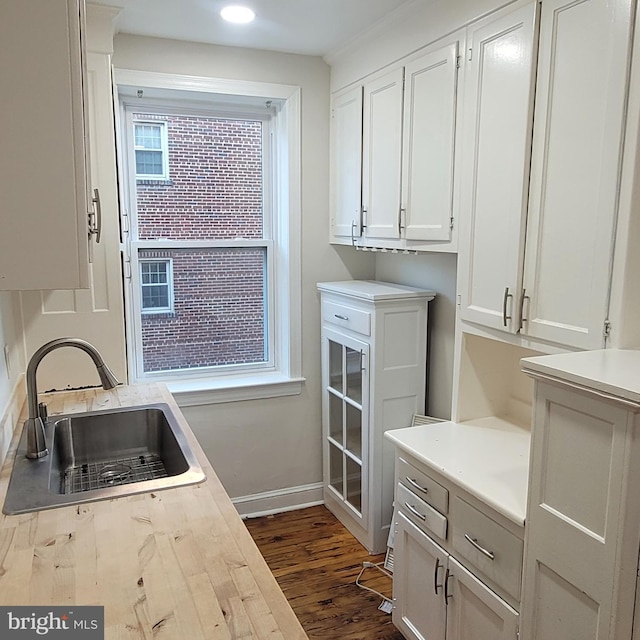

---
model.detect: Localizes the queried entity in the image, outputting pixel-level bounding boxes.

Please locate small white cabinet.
[329,35,461,252]
[317,280,434,553]
[388,442,524,640]
[458,0,634,351]
[0,0,97,290]
[520,350,640,640]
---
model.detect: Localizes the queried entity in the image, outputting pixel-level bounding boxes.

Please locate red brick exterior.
[133,113,266,373]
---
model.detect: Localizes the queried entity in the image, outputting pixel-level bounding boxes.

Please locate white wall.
[112,35,375,507]
[375,253,457,419]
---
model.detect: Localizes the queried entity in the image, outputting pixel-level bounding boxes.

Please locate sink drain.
[62,454,169,494]
[98,463,131,484]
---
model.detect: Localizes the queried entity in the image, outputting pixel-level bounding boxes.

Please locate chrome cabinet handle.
[404,502,426,522]
[518,288,530,332]
[464,533,495,560]
[334,314,349,321]
[405,476,428,495]
[434,557,444,595]
[444,568,453,603]
[502,287,512,327]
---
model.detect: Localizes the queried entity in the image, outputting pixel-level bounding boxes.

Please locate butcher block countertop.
[0,383,308,640]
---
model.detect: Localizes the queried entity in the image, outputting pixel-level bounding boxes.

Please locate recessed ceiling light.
[220,5,255,24]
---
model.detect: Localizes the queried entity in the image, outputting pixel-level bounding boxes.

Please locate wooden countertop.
[0,383,308,639]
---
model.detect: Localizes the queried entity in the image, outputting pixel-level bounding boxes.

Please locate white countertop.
[385,417,530,526]
[521,349,640,407]
[316,280,436,301]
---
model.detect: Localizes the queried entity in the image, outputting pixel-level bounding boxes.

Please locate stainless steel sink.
[3,403,206,514]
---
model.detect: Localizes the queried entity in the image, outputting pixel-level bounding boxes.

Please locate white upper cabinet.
[458,0,633,351]
[330,86,363,241]
[458,1,539,333]
[521,0,633,349]
[402,44,459,242]
[329,35,461,252]
[362,68,405,240]
[0,0,95,290]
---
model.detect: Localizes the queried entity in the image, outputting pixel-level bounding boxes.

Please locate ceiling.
[90,0,413,57]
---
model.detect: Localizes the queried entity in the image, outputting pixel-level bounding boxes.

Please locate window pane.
[346,456,362,514]
[142,285,169,309]
[141,261,168,284]
[328,391,342,444]
[139,247,267,373]
[135,124,162,149]
[134,113,263,240]
[136,150,163,176]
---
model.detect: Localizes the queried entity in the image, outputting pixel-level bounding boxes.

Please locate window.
[134,121,168,179]
[116,71,303,402]
[140,259,173,313]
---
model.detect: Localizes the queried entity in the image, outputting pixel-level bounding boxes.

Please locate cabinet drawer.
[451,497,523,600]
[398,456,449,514]
[322,301,371,336]
[397,483,447,541]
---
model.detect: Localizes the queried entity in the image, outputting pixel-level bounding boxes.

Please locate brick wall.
[134,113,266,373]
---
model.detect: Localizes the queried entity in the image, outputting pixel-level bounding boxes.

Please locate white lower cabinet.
[392,452,522,640]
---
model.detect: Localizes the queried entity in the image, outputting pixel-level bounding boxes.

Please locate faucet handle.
[38,402,48,422]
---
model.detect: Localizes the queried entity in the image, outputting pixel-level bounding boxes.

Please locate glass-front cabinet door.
[322,328,369,521]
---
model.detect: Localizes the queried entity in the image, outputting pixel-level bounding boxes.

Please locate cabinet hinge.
[450,216,454,230]
[456,55,462,69]
[603,320,612,341]
[516,624,520,640]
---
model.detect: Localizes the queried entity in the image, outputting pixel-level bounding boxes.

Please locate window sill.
[167,371,306,407]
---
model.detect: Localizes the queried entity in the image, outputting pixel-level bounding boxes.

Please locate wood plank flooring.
[245,505,405,640]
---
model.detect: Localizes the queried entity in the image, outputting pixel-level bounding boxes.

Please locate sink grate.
[62,454,169,495]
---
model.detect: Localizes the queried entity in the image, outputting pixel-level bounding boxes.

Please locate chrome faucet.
[24,338,119,459]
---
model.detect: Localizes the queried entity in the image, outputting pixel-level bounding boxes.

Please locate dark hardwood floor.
[245,505,405,640]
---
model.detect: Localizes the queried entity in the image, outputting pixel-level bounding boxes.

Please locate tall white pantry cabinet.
[317,281,435,554]
[520,350,640,640]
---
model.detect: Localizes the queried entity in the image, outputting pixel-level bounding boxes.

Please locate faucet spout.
[24,338,120,459]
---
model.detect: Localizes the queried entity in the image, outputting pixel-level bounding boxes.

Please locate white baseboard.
[233,482,324,519]
[0,374,26,466]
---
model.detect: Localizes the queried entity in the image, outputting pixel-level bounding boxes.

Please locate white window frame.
[139,258,174,314]
[114,69,303,405]
[133,120,169,180]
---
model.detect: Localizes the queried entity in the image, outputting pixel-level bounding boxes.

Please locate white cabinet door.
[322,328,370,525]
[402,43,459,242]
[330,86,363,240]
[520,383,633,640]
[458,2,538,332]
[0,0,92,290]
[521,0,633,349]
[446,557,519,640]
[362,68,404,240]
[393,512,447,640]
